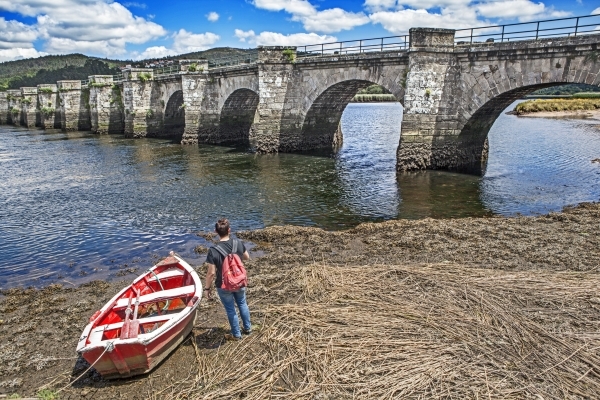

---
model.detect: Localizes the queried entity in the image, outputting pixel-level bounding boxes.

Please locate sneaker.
[224,333,242,341]
[242,328,252,335]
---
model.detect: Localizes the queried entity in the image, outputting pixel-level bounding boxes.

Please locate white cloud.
[0,47,47,62]
[0,0,167,58]
[0,17,38,49]
[122,2,146,8]
[234,29,336,46]
[134,45,177,60]
[206,11,219,22]
[253,0,369,33]
[592,7,600,15]
[172,29,220,53]
[475,0,570,22]
[364,0,398,13]
[370,8,483,34]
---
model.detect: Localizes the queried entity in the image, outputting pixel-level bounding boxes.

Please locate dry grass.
[155,263,600,399]
[514,98,600,114]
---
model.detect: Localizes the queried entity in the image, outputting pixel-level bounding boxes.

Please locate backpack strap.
[213,239,239,257]
[213,243,229,258]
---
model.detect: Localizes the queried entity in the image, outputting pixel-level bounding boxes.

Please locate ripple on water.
[1,101,600,287]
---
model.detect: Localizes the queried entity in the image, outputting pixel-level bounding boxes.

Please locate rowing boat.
[76,253,202,378]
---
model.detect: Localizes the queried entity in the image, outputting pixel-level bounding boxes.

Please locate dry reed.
[155,262,600,399]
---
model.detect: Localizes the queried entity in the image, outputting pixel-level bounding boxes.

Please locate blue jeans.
[216,287,251,338]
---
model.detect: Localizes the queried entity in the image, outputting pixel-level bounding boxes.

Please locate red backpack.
[214,239,248,291]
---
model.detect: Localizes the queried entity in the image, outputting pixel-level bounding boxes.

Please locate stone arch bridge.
[1,25,599,172]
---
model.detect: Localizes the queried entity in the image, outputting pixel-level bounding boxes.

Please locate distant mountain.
[0,55,126,90]
[0,47,255,90]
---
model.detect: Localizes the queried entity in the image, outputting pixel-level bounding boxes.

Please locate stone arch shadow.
[163,90,185,140]
[284,79,403,152]
[217,88,259,146]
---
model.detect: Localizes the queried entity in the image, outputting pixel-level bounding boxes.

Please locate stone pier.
[249,46,296,152]
[7,89,22,125]
[37,84,60,129]
[122,68,155,137]
[20,87,38,127]
[58,81,91,131]
[0,92,7,124]
[89,75,124,134]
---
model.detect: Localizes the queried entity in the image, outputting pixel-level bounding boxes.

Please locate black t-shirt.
[206,238,247,289]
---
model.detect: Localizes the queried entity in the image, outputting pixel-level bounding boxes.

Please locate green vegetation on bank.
[531,83,600,96]
[351,84,397,102]
[572,92,600,99]
[514,98,600,115]
[353,94,397,102]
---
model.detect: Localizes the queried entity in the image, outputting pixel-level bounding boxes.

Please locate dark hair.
[215,218,230,237]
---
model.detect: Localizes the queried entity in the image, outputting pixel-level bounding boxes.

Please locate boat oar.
[128,288,141,339]
[120,294,133,340]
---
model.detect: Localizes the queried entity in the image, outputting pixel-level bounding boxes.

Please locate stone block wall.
[89,75,124,134]
[58,81,91,131]
[37,84,60,129]
[180,75,207,144]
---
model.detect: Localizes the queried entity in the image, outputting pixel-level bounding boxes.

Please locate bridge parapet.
[57,80,90,131]
[6,89,22,125]
[88,75,124,134]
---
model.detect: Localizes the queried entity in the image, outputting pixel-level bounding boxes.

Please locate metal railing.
[208,50,258,68]
[113,73,124,83]
[81,79,89,86]
[106,13,600,76]
[455,13,600,44]
[296,35,409,59]
[153,65,181,76]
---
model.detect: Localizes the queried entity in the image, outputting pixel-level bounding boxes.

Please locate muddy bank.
[1,203,599,398]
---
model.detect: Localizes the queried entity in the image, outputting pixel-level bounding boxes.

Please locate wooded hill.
[0,48,255,91]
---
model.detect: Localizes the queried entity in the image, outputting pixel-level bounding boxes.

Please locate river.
[1,101,599,287]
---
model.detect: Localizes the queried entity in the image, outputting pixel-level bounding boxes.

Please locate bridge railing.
[154,65,182,76]
[113,73,124,83]
[208,50,259,68]
[296,36,409,59]
[456,13,600,44]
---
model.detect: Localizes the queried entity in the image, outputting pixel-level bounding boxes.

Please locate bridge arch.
[163,89,185,138]
[285,72,405,152]
[455,59,600,168]
[218,88,259,145]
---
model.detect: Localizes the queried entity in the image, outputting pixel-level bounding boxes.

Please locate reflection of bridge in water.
[1,14,600,172]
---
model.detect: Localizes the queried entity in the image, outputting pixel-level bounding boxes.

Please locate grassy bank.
[514,97,600,115]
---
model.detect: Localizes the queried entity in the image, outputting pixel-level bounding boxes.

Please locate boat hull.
[81,308,197,379]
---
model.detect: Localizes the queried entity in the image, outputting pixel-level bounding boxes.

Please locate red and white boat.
[76,253,202,379]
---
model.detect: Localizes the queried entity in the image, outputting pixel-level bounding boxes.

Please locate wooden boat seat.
[147,268,184,282]
[100,314,175,332]
[114,285,195,309]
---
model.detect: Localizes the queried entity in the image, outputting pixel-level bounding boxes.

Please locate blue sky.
[0,0,597,62]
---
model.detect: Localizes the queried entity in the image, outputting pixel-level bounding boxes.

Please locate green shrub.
[38,87,54,94]
[10,107,20,115]
[41,106,55,118]
[21,98,32,105]
[146,109,154,118]
[188,63,198,72]
[282,48,296,63]
[138,72,152,83]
